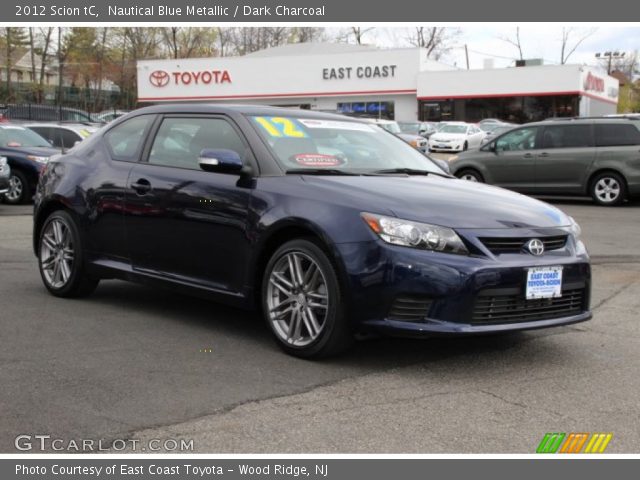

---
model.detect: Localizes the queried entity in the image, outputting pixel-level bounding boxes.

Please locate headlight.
[361,213,469,255]
[0,157,6,168]
[27,155,49,164]
[568,216,582,240]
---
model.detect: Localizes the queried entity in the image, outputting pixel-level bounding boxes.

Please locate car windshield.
[250,115,443,174]
[0,126,51,147]
[377,122,402,134]
[399,123,420,134]
[439,125,468,134]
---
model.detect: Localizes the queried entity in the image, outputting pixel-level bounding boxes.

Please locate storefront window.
[337,102,395,120]
[419,95,579,123]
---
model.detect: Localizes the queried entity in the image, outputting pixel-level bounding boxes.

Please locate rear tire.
[590,172,626,206]
[4,170,30,204]
[38,210,99,298]
[456,168,484,183]
[262,239,353,358]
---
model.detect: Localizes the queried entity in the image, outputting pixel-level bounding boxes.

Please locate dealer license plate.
[526,266,563,300]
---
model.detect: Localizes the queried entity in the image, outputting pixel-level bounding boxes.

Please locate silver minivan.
[449,118,640,206]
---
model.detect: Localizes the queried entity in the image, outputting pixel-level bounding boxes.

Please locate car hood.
[397,133,423,142]
[430,132,467,141]
[300,175,571,229]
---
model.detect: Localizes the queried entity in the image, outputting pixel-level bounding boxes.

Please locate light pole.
[595,51,626,74]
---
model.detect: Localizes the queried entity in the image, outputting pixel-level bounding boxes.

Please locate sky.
[357,26,640,73]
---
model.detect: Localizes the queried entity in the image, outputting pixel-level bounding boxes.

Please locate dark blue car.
[0,124,59,204]
[33,105,591,357]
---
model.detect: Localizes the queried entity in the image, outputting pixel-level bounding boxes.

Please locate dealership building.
[137,43,619,123]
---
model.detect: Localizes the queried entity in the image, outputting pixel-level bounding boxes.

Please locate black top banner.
[4,0,639,22]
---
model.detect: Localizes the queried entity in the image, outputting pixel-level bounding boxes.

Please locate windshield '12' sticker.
[254,117,308,138]
[293,153,344,167]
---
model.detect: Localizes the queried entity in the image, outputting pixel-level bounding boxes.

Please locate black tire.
[261,239,353,358]
[590,172,627,206]
[37,210,99,298]
[456,168,484,183]
[463,141,469,151]
[4,169,30,205]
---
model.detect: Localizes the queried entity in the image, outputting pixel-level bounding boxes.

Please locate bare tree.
[162,27,216,59]
[37,27,54,102]
[560,27,596,64]
[351,27,374,45]
[405,27,459,60]
[500,27,524,61]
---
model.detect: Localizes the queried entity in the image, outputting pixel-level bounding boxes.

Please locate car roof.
[521,117,640,127]
[132,103,370,123]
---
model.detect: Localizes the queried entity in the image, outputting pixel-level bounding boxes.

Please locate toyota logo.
[149,70,170,87]
[525,238,545,256]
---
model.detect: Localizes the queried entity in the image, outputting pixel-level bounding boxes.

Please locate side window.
[595,124,640,147]
[61,129,81,149]
[496,127,539,152]
[542,125,592,149]
[148,117,246,170]
[30,127,54,145]
[105,115,154,161]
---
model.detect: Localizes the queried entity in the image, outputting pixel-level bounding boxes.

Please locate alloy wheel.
[6,175,23,202]
[40,219,75,289]
[266,251,329,347]
[594,177,621,203]
[461,173,479,182]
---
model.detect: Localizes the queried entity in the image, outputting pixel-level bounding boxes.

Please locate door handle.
[523,153,534,159]
[131,178,152,195]
[538,152,550,158]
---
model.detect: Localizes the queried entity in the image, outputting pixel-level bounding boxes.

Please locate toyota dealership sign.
[149,69,232,88]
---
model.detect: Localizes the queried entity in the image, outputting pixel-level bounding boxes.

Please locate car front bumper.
[429,142,464,152]
[335,235,591,336]
[0,172,9,195]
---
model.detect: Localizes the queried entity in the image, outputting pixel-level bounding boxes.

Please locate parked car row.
[0,120,103,204]
[449,117,640,206]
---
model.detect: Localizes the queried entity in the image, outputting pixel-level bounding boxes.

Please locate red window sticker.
[7,141,21,147]
[293,153,344,167]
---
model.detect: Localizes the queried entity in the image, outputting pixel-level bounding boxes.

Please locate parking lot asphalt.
[1,197,639,453]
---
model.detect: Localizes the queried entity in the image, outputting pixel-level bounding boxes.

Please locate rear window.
[595,123,640,147]
[542,125,592,149]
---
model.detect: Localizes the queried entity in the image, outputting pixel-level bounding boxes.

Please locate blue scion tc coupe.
[33,105,591,358]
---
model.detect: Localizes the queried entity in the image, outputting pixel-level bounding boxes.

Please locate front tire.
[456,168,484,183]
[4,170,30,204]
[463,141,469,151]
[590,172,626,206]
[38,210,99,297]
[262,239,352,358]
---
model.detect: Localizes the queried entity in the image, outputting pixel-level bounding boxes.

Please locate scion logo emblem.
[149,70,170,87]
[525,238,545,256]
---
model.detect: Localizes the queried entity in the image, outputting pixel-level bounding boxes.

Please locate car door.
[534,124,594,193]
[88,114,157,262]
[124,115,254,293]
[484,126,540,191]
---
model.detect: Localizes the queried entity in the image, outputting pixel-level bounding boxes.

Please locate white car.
[428,122,486,152]
[25,123,100,151]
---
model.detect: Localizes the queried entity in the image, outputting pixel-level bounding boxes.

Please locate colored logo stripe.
[584,433,613,453]
[537,433,613,453]
[537,433,566,453]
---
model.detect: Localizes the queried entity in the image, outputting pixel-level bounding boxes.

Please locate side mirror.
[198,148,244,174]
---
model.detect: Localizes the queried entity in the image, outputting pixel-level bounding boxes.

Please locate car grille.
[471,288,585,325]
[480,235,568,254]
[388,296,433,322]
